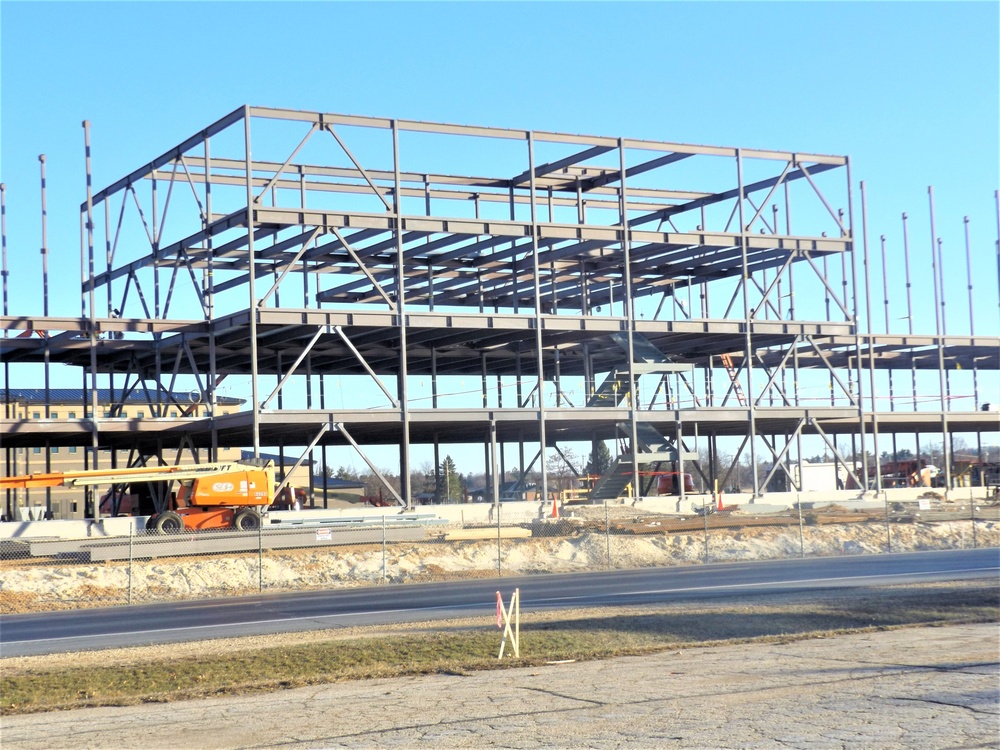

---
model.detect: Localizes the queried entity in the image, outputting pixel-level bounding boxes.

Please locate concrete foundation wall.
[2,486,995,541]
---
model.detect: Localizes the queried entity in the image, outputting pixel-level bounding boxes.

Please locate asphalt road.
[3,548,997,657]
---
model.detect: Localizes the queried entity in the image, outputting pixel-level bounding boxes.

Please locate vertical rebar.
[880,234,895,412]
[963,217,979,410]
[880,236,891,334]
[39,156,49,320]
[963,217,975,337]
[900,215,914,335]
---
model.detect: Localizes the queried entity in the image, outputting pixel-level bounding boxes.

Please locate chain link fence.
[1,492,997,614]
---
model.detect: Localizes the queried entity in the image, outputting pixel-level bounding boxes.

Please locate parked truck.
[0,460,277,533]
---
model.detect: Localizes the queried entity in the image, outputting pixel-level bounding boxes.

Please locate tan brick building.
[2,389,244,520]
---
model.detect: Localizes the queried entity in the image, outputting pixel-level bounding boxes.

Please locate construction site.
[1,105,999,525]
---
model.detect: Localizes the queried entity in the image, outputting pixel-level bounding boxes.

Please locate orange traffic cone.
[551,495,559,519]
[716,490,724,512]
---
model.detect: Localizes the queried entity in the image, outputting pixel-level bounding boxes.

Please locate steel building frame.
[2,105,998,518]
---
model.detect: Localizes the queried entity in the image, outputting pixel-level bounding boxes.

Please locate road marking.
[533,567,1000,604]
[6,564,997,646]
[2,603,485,645]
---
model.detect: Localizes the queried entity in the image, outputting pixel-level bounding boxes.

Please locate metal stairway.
[587,334,697,502]
[587,333,693,408]
[586,367,635,407]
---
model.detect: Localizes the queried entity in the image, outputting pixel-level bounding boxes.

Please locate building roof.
[242,450,315,466]
[467,480,536,496]
[2,388,244,406]
[311,475,366,491]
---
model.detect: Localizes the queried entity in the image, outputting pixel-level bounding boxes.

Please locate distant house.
[309,474,367,503]
[466,480,539,503]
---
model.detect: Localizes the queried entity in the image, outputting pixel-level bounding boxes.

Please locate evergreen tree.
[435,455,463,503]
[584,441,613,476]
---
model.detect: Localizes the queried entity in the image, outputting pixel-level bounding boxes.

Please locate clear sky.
[2,1,997,325]
[1,1,998,472]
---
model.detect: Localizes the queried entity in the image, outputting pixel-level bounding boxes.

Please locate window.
[104,411,112,418]
[33,446,41,454]
[32,412,40,419]
[51,412,58,419]
[52,446,59,454]
[16,447,24,454]
[136,412,144,420]
[68,411,76,419]
[170,411,178,417]
[69,446,78,454]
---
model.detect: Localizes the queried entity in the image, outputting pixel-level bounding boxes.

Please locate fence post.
[382,513,387,583]
[703,500,710,564]
[605,501,611,570]
[796,495,805,558]
[971,488,977,549]
[497,501,502,577]
[127,519,133,605]
[883,492,892,553]
[258,519,263,593]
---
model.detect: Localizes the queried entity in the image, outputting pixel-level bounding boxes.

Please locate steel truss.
[1,107,998,519]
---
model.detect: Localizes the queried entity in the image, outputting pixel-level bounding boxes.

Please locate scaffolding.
[1,105,998,519]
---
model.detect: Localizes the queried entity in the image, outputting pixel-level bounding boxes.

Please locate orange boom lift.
[0,460,277,533]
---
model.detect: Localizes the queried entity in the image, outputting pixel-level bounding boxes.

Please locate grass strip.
[3,582,997,715]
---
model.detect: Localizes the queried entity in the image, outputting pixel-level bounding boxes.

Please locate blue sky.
[2,2,997,325]
[1,2,998,471]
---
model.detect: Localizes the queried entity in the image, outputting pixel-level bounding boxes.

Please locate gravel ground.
[3,622,997,749]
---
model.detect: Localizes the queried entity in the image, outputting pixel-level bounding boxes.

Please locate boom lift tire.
[233,508,261,532]
[152,511,184,534]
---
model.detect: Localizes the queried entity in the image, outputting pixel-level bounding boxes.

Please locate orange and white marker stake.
[496,588,520,659]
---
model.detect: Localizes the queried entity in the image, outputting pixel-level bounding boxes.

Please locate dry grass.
[2,580,997,716]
